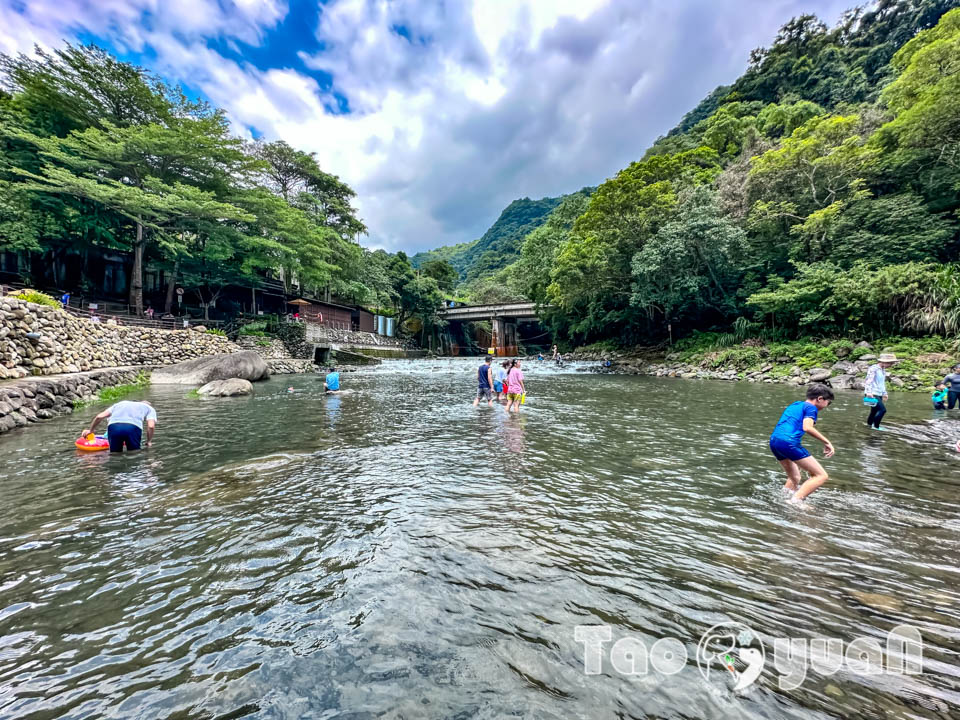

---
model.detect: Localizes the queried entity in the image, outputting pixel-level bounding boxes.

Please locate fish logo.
[697,622,765,691]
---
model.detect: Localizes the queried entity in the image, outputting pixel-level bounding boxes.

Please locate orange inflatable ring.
[76,434,109,452]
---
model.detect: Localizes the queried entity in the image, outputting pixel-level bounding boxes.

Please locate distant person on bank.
[324,366,341,393]
[863,353,898,431]
[473,356,494,407]
[81,400,157,452]
[942,364,960,410]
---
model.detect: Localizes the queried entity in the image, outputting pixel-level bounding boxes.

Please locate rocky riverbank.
[0,367,145,435]
[1,296,236,378]
[569,337,957,393]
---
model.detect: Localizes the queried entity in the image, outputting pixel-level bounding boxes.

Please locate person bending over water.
[81,400,157,452]
[769,383,835,503]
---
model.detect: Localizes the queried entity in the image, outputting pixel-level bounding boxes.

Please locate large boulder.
[831,360,858,374]
[151,351,269,385]
[830,374,857,390]
[808,368,832,382]
[197,378,253,396]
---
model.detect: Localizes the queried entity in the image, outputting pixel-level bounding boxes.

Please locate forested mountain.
[412,193,576,282]
[509,0,960,345]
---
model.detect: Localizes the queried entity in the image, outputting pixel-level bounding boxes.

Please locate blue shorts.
[494,381,503,393]
[769,438,810,462]
[108,423,142,452]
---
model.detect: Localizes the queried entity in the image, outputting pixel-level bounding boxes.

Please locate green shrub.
[827,339,855,356]
[13,289,60,308]
[256,339,271,347]
[205,328,227,337]
[709,347,762,369]
[74,371,150,408]
[239,320,269,336]
[579,339,620,354]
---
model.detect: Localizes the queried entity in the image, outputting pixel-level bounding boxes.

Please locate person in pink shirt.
[506,360,525,413]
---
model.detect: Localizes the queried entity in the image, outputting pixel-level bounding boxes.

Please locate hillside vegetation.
[465,0,960,349]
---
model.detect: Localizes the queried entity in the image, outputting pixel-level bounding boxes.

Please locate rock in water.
[197,378,254,396]
[808,368,832,382]
[151,351,270,385]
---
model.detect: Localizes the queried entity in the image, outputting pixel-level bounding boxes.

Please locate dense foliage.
[509,0,960,345]
[0,44,440,330]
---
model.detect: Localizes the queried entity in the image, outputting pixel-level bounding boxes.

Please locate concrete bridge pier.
[439,301,541,356]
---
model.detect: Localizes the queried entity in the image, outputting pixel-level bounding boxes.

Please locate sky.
[0,0,853,254]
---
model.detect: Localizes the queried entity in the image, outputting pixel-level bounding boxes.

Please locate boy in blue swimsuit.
[769,383,835,502]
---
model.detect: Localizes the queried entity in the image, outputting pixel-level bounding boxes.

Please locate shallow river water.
[1,359,959,719]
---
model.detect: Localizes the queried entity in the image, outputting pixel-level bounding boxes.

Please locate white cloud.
[0,0,854,253]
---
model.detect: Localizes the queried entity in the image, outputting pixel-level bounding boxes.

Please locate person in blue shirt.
[324,366,341,393]
[932,382,948,410]
[769,383,835,503]
[472,356,494,408]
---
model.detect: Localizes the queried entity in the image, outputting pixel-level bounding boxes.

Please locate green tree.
[517,191,591,306]
[546,147,721,340]
[877,7,960,201]
[420,259,458,294]
[630,187,747,331]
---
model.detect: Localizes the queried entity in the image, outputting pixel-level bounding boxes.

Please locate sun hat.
[878,353,898,363]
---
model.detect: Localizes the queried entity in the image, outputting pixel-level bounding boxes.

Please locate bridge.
[438,302,545,355]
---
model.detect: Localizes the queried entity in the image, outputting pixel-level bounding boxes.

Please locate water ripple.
[0,361,958,718]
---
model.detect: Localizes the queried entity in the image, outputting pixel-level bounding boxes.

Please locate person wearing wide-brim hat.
[863,353,898,431]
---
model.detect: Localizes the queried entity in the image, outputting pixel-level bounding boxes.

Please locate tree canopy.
[0,43,435,326]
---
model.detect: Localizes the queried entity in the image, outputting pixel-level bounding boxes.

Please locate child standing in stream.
[769,383,835,503]
[506,360,526,413]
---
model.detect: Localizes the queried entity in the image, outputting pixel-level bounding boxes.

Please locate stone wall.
[304,323,413,350]
[268,359,318,374]
[0,297,237,379]
[236,336,290,360]
[0,367,145,435]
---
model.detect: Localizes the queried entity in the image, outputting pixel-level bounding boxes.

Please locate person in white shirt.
[863,353,897,431]
[81,400,157,452]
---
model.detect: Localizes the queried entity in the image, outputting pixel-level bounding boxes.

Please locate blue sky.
[0,0,851,254]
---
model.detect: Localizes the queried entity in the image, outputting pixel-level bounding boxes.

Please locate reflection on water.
[0,359,959,718]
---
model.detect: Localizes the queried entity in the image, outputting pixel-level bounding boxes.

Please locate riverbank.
[568,336,957,392]
[0,367,147,434]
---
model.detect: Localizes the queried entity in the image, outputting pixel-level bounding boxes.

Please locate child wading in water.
[494,361,508,402]
[769,383,835,503]
[506,360,526,413]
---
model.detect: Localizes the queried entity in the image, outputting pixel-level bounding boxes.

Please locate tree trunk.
[129,220,144,315]
[251,286,256,314]
[164,258,179,314]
